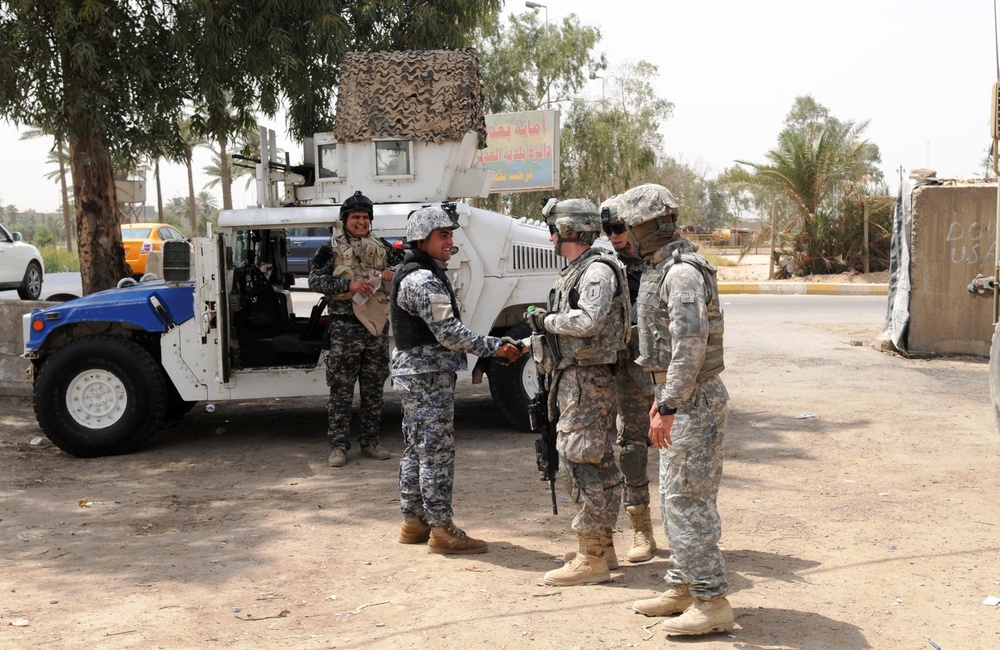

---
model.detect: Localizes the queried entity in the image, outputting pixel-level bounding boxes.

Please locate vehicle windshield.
[122,227,153,239]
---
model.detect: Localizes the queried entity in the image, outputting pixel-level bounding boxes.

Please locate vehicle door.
[0,224,24,284]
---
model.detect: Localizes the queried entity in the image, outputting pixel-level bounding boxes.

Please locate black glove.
[524,308,549,333]
[499,336,525,351]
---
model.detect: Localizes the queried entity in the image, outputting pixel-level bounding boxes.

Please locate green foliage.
[724,95,888,275]
[34,226,54,248]
[476,11,605,112]
[559,61,673,202]
[39,246,80,273]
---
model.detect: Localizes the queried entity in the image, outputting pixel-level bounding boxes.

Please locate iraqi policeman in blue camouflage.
[308,191,394,468]
[389,205,524,555]
[524,197,629,586]
[600,196,658,564]
[620,183,734,636]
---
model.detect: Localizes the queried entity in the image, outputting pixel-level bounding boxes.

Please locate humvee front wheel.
[34,336,167,457]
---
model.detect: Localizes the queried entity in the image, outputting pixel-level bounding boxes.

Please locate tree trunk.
[69,127,128,295]
[155,159,164,222]
[219,134,233,210]
[57,139,73,252]
[186,154,197,235]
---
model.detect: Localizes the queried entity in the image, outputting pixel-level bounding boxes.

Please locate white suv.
[0,223,44,300]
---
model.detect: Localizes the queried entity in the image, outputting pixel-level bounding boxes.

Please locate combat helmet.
[618,183,680,252]
[600,195,624,235]
[542,197,602,248]
[340,190,375,221]
[406,204,460,242]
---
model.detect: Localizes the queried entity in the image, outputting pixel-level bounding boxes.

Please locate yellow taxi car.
[121,222,187,277]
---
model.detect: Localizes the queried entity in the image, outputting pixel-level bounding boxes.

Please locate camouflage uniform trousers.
[555,364,623,537]
[616,346,654,507]
[324,318,390,452]
[659,375,730,600]
[394,371,458,527]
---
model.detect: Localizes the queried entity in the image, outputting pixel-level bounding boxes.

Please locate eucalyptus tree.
[476,11,605,113]
[559,61,673,203]
[0,0,502,294]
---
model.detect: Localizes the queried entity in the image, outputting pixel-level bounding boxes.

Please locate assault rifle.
[528,371,559,515]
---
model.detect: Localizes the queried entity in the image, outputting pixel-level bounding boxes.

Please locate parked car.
[0,223,44,300]
[285,226,332,276]
[120,222,187,278]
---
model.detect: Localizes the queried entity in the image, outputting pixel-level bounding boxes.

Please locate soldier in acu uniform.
[600,196,658,564]
[389,205,523,555]
[308,191,395,468]
[619,183,734,636]
[524,198,629,586]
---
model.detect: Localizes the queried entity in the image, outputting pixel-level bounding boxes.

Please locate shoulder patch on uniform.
[585,281,602,302]
[429,293,454,322]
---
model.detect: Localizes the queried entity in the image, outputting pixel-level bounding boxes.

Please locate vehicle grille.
[509,243,565,272]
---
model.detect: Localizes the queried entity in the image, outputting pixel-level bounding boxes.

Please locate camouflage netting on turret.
[334,49,487,148]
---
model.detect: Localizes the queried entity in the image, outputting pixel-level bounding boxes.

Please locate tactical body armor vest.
[327,234,388,301]
[547,248,630,369]
[635,247,725,380]
[389,249,462,350]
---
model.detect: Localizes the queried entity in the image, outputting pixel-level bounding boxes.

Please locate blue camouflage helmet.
[406,204,460,242]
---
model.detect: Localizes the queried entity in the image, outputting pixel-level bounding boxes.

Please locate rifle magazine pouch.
[531,334,556,375]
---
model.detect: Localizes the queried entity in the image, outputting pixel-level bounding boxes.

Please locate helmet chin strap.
[555,232,581,257]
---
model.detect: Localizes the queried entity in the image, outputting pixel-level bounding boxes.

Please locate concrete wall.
[909,183,997,356]
[0,300,51,396]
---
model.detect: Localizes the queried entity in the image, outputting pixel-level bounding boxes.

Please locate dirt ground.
[3,258,998,649]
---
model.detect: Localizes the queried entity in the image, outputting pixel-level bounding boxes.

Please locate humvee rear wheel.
[488,323,539,431]
[34,336,167,457]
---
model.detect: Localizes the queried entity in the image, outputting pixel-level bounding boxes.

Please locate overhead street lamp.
[589,72,605,102]
[525,2,550,106]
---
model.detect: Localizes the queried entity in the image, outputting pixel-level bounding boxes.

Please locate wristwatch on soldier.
[657,402,677,416]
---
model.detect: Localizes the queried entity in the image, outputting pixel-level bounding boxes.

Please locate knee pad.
[619,444,648,482]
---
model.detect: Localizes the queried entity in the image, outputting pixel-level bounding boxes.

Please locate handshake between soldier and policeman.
[516,185,734,638]
[385,187,732,638]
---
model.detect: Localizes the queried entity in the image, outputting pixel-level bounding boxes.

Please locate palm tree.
[202,128,261,206]
[179,116,206,235]
[726,120,877,274]
[20,126,74,251]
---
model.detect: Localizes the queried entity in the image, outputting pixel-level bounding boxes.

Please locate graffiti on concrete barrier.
[946,220,996,266]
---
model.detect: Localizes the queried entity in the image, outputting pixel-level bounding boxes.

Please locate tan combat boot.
[543,534,611,586]
[563,527,619,569]
[660,597,734,636]
[625,504,657,562]
[427,522,488,554]
[398,516,431,544]
[632,584,694,617]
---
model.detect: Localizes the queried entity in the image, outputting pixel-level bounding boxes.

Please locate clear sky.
[0,0,996,214]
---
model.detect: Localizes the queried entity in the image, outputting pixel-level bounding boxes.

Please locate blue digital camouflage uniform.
[390,253,502,527]
[543,249,627,537]
[308,232,391,453]
[638,237,730,600]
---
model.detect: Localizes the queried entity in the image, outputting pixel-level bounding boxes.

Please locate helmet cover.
[406,205,460,242]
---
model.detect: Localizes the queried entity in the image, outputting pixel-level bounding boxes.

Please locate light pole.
[525,2,550,106]
[589,72,605,102]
